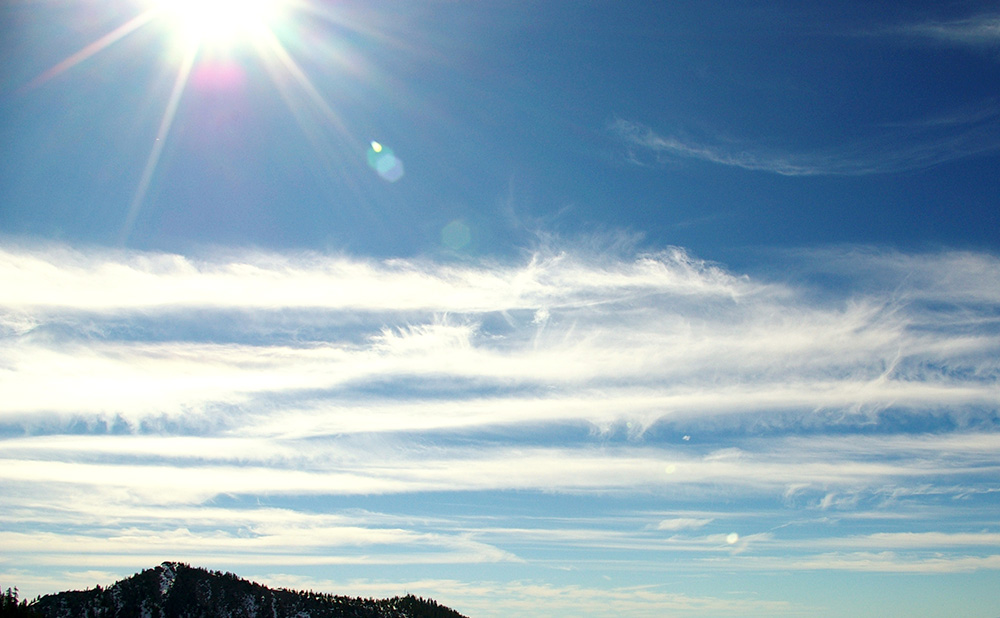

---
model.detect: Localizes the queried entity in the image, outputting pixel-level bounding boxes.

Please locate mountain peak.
[32,564,467,618]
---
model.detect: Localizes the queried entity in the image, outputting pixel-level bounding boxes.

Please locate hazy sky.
[2,1,999,616]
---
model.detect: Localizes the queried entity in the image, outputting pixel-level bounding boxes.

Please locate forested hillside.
[29,563,466,618]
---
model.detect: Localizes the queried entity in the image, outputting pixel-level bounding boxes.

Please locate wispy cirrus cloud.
[254,576,803,618]
[0,242,745,312]
[1,240,997,444]
[4,433,998,501]
[1,242,996,429]
[897,13,1000,48]
[611,112,1000,175]
[1,239,998,599]
[655,517,714,531]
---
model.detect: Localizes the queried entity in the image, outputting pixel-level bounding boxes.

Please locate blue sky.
[1,1,999,616]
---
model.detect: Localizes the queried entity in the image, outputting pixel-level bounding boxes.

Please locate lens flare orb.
[367,141,405,182]
[441,220,471,250]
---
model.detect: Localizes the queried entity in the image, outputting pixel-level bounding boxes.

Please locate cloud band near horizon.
[1,239,998,607]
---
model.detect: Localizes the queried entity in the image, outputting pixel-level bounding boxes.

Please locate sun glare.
[155,0,283,49]
[32,0,369,240]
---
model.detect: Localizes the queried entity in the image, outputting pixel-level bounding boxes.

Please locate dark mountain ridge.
[29,562,467,618]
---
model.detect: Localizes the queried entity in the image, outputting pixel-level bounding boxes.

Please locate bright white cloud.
[253,577,802,618]
[657,518,714,531]
[0,243,748,313]
[1,243,996,430]
[1,241,998,598]
[2,432,998,506]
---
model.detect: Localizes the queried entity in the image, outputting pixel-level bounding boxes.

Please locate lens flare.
[441,220,471,250]
[367,141,405,182]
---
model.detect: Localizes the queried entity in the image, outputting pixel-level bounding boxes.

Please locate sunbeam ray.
[250,27,368,194]
[21,9,161,92]
[119,46,198,244]
[258,28,350,138]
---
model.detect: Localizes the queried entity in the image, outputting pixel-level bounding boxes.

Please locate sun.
[153,0,285,50]
[28,0,381,241]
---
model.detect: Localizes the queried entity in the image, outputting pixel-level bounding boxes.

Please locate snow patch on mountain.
[158,562,177,597]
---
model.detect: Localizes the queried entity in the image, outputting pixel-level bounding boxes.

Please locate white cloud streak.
[0,243,744,312]
[611,113,1000,175]
[2,432,998,501]
[1,244,996,427]
[898,14,1000,48]
[255,577,804,618]
[1,240,998,595]
[656,518,714,531]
